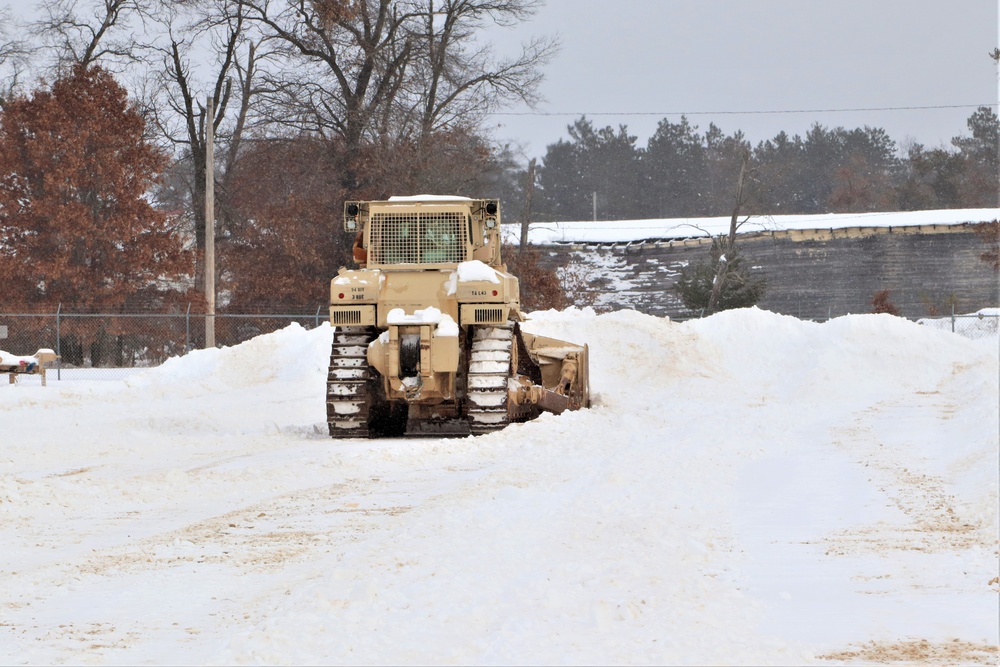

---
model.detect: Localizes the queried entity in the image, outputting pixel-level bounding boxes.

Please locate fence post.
[185,303,191,352]
[315,305,322,329]
[56,303,62,380]
[951,303,956,333]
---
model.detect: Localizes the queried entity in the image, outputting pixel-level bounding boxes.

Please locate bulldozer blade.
[534,389,570,414]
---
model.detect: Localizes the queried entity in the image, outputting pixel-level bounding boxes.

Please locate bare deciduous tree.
[675,149,767,315]
[404,0,556,142]
[141,0,263,294]
[0,7,33,108]
[707,150,757,313]
[34,0,149,73]
[235,0,554,187]
[237,0,413,155]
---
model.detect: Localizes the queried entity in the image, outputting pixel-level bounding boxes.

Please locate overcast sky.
[487,0,999,159]
[3,0,995,161]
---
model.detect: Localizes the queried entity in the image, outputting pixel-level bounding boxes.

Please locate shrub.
[871,289,902,316]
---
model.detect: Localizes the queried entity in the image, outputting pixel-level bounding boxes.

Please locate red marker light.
[492,290,498,296]
[338,293,345,299]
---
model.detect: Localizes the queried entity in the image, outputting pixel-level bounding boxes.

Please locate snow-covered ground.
[1,307,997,665]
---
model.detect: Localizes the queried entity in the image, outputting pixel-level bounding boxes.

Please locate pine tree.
[674,237,766,313]
[675,151,767,315]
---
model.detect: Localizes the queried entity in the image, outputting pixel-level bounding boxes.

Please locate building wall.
[533,224,999,319]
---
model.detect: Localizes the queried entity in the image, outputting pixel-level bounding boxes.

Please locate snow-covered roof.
[386,195,473,202]
[504,208,1000,245]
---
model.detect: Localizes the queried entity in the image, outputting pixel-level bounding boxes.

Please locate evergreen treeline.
[508,110,999,223]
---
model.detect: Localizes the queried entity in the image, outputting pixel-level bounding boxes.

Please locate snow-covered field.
[1,307,997,665]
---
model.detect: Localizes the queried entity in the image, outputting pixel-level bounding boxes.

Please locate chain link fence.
[915,310,999,339]
[1,307,996,385]
[0,308,328,383]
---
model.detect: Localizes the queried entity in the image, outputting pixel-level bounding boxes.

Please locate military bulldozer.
[326,195,590,438]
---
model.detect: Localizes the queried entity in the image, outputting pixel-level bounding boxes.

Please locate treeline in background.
[514,110,998,223]
[0,0,996,319]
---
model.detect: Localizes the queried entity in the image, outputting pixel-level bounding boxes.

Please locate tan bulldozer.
[326,195,590,437]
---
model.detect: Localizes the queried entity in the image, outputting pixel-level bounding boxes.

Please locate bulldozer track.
[327,321,560,438]
[326,326,379,439]
[466,324,513,435]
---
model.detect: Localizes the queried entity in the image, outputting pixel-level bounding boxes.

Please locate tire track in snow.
[824,391,992,557]
[815,372,999,664]
[0,442,495,663]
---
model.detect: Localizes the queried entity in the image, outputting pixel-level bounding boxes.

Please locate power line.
[491,103,997,117]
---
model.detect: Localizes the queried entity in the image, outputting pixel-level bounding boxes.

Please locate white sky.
[487,0,1000,158]
[3,0,996,160]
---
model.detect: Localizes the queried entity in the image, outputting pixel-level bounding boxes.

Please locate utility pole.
[519,158,536,254]
[205,96,216,348]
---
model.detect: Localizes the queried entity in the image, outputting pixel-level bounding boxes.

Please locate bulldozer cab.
[418,215,461,263]
[344,196,501,270]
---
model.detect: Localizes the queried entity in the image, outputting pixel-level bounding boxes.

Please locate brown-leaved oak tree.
[0,65,191,311]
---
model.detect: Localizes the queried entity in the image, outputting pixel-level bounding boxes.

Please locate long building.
[507,209,1000,319]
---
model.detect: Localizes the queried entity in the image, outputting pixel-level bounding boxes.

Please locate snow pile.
[129,321,326,391]
[1,308,997,665]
